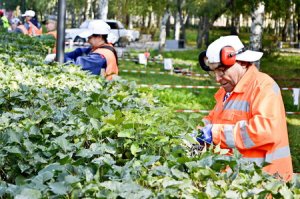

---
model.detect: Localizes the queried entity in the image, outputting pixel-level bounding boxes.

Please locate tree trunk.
[159,7,170,52]
[98,0,108,20]
[230,0,239,35]
[196,0,233,48]
[282,16,289,42]
[275,19,280,36]
[128,15,133,29]
[85,0,93,19]
[174,12,181,40]
[196,16,209,48]
[298,15,300,42]
[147,13,152,28]
[250,2,265,69]
[166,16,170,38]
[289,1,295,45]
[93,0,100,19]
[69,4,76,28]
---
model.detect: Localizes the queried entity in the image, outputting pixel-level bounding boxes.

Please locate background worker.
[40,15,57,53]
[0,10,9,31]
[30,15,43,35]
[9,17,28,34]
[44,15,57,39]
[197,35,293,181]
[9,17,22,33]
[21,10,42,36]
[64,20,118,80]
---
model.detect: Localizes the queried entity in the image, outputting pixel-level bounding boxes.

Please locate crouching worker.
[197,35,293,181]
[64,20,118,80]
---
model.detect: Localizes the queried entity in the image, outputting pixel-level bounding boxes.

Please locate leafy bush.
[0,32,299,198]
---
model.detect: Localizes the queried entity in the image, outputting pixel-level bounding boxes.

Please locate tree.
[98,0,108,20]
[159,5,171,51]
[250,1,265,68]
[189,0,232,48]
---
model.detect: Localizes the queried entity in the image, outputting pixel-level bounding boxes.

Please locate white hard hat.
[22,10,35,17]
[79,20,111,38]
[206,35,263,63]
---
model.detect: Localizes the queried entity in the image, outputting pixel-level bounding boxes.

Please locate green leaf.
[49,182,68,195]
[90,118,101,129]
[206,180,221,197]
[264,181,284,193]
[162,178,182,188]
[54,136,72,152]
[225,190,240,199]
[171,167,189,179]
[279,185,293,199]
[7,131,22,144]
[65,175,80,184]
[86,105,102,119]
[140,155,161,167]
[130,143,142,156]
[15,188,42,199]
[118,129,135,138]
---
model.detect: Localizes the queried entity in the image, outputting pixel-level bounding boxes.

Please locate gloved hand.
[44,53,56,64]
[196,124,213,145]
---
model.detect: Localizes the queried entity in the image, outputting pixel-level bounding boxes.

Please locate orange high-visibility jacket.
[17,25,29,35]
[203,65,293,181]
[27,21,42,36]
[47,31,57,53]
[93,44,118,80]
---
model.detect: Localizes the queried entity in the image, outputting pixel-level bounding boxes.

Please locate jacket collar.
[233,65,258,93]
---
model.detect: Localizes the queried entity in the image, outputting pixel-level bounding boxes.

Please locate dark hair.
[91,34,108,43]
[102,35,108,43]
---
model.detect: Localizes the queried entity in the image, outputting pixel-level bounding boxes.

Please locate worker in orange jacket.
[43,15,57,53]
[197,35,293,181]
[64,20,118,80]
[21,10,42,36]
[45,20,118,80]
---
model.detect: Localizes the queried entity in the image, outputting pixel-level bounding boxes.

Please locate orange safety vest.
[93,44,118,80]
[17,25,29,35]
[27,21,42,36]
[47,31,57,53]
[204,65,293,181]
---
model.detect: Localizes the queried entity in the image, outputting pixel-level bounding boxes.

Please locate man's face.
[88,34,103,46]
[207,61,245,92]
[25,16,32,22]
[46,20,56,32]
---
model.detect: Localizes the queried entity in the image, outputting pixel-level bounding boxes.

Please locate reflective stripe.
[273,83,280,95]
[244,146,291,166]
[224,124,235,148]
[239,120,255,148]
[224,100,249,112]
[266,146,291,163]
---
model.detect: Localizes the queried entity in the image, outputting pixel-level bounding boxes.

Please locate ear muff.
[198,50,211,71]
[220,46,236,67]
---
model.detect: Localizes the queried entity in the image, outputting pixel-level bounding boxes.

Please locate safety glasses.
[207,66,230,79]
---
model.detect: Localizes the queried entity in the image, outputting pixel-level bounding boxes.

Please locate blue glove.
[196,124,213,145]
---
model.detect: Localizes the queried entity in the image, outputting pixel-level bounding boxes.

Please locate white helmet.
[22,10,35,17]
[79,20,111,38]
